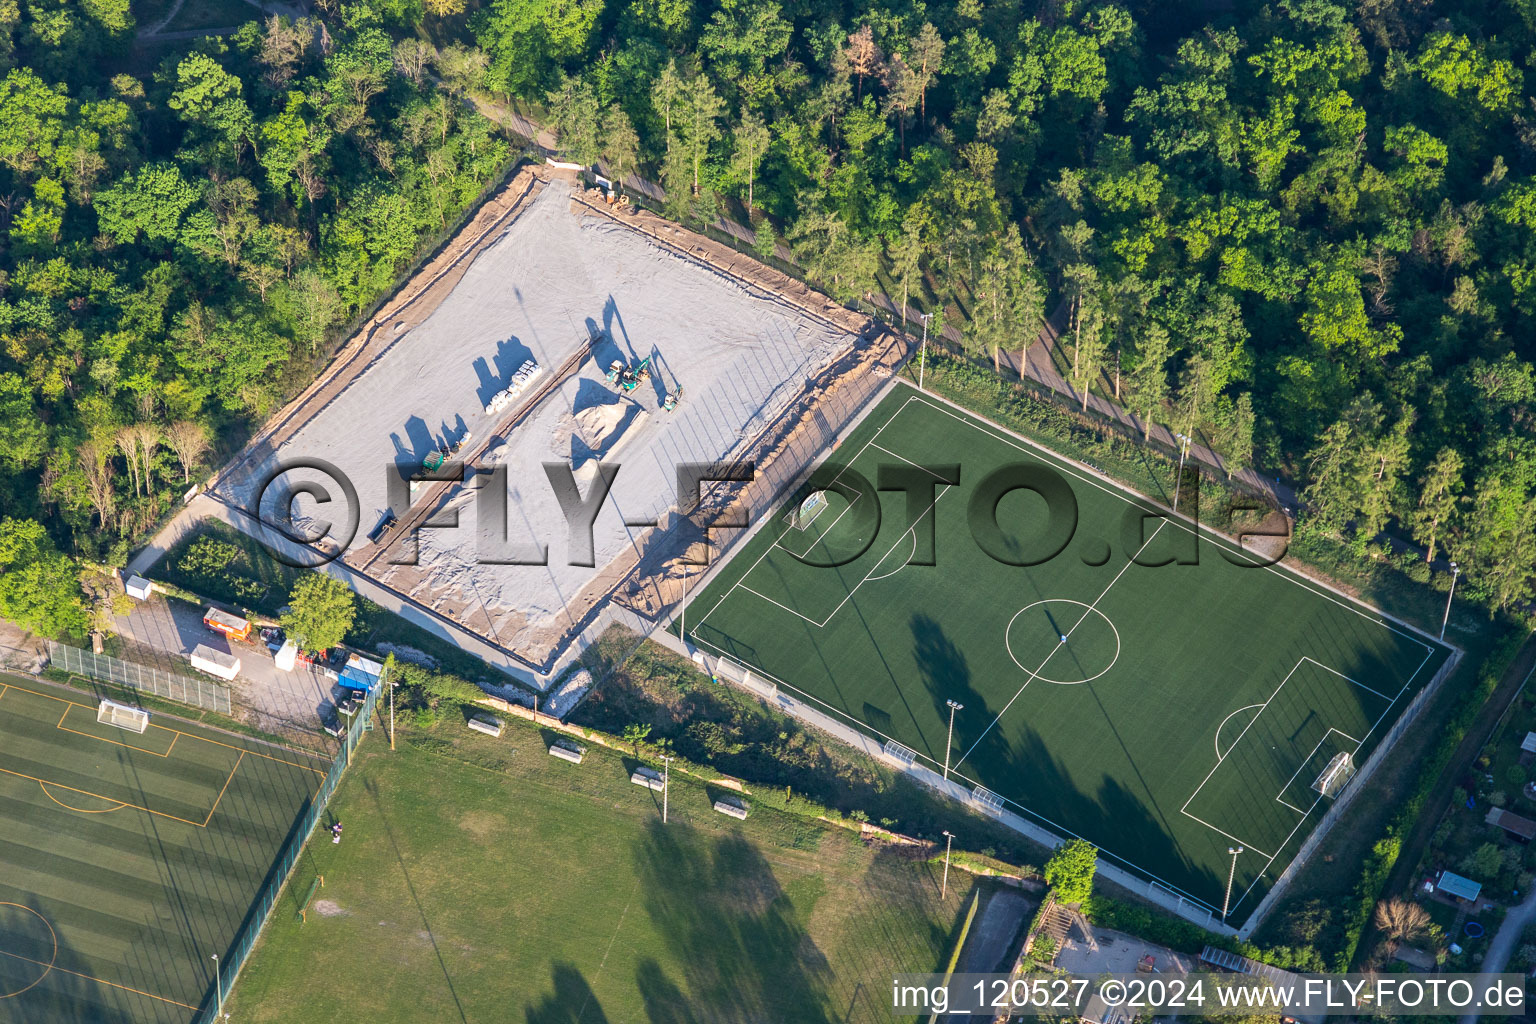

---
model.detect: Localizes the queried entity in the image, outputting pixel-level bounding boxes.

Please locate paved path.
[112,592,338,740]
[137,0,303,41]
[959,888,1033,974]
[1055,923,1198,974]
[1459,888,1536,1024]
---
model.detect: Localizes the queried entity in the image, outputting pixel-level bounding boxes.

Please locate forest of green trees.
[504,0,1536,618]
[0,0,1532,635]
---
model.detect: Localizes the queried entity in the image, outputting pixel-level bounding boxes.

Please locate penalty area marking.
[1181,656,1395,861]
[1214,705,1265,759]
[39,782,127,814]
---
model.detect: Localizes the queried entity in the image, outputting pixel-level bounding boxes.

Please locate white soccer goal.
[1312,751,1356,798]
[784,490,829,530]
[97,698,150,734]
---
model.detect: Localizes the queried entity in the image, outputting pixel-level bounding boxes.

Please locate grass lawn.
[0,675,326,1024]
[226,713,976,1023]
[686,383,1452,923]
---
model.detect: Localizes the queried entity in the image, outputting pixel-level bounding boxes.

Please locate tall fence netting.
[47,640,233,716]
[193,680,380,1020]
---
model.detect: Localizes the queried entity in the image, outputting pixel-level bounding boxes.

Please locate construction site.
[207,166,908,689]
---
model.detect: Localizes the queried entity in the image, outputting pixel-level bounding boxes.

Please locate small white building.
[274,639,298,671]
[124,575,153,601]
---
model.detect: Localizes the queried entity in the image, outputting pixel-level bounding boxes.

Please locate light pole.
[1222,846,1243,921]
[680,559,688,650]
[917,313,933,391]
[1440,561,1460,642]
[661,754,672,824]
[943,700,963,781]
[941,830,956,899]
[212,953,223,1018]
[1172,433,1193,515]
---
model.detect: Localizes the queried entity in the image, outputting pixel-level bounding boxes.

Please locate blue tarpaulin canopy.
[338,653,384,693]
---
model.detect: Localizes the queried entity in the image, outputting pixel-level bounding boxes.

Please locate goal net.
[1312,751,1356,799]
[784,490,829,531]
[98,698,150,734]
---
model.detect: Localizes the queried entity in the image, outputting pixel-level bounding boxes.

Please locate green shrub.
[177,537,243,579]
[1044,840,1098,905]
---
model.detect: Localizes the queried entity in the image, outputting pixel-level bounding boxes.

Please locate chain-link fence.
[196,678,380,1021]
[47,641,233,716]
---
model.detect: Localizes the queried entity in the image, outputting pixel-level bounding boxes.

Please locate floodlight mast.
[1440,561,1459,641]
[1222,846,1244,921]
[1173,433,1193,515]
[941,830,956,899]
[943,700,964,781]
[917,313,933,391]
[662,754,672,824]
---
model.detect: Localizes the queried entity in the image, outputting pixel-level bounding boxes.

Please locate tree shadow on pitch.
[631,820,834,1022]
[524,963,612,1024]
[910,613,1004,770]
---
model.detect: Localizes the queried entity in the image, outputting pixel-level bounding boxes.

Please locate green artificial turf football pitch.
[0,678,325,1023]
[686,385,1452,923]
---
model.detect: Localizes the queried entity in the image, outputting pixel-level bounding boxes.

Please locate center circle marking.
[0,903,57,998]
[1005,599,1121,685]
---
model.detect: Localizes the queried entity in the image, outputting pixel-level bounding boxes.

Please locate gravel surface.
[217,179,852,653]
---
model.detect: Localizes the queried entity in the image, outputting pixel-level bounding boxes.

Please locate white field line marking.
[1206,648,1425,918]
[868,443,955,479]
[905,391,1443,655]
[693,395,918,636]
[954,517,1170,769]
[778,489,864,560]
[805,488,951,628]
[1215,704,1266,759]
[865,531,917,583]
[1300,656,1399,702]
[1181,659,1308,819]
[698,388,1445,917]
[1274,727,1361,814]
[1179,809,1276,860]
[737,584,825,626]
[685,630,1229,917]
[1230,652,1424,912]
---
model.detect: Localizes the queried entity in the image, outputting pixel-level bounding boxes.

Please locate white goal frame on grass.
[784,490,829,530]
[97,698,150,734]
[1312,750,1356,799]
[690,388,1452,926]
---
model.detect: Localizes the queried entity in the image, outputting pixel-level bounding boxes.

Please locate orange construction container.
[203,607,252,642]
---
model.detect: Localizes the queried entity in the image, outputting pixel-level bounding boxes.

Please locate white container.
[190,644,239,681]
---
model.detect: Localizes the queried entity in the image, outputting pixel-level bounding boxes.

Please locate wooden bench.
[713,799,749,820]
[467,714,503,737]
[548,743,584,764]
[630,767,665,791]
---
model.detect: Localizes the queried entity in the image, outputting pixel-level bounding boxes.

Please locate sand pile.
[553,396,647,473]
